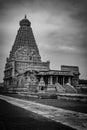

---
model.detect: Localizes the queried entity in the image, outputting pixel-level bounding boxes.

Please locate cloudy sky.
[0,0,87,82]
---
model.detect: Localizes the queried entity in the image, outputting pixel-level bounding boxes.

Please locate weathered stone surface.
[64,83,77,93]
[55,83,65,93]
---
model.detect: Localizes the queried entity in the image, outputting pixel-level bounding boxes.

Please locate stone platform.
[17,91,87,101]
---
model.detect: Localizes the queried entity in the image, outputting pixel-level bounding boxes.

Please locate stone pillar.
[50,76,53,85]
[56,76,59,83]
[48,76,50,85]
[68,77,71,84]
[63,76,65,85]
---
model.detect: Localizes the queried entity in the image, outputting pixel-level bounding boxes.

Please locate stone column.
[56,76,59,83]
[63,76,65,85]
[48,76,50,85]
[50,76,53,85]
[68,77,71,84]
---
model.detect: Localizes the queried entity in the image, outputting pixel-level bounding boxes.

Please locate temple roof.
[38,70,74,76]
[20,15,31,26]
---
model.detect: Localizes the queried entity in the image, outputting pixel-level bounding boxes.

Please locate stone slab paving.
[0,95,87,130]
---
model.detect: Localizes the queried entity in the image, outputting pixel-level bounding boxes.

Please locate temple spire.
[20,14,31,26]
[25,14,27,19]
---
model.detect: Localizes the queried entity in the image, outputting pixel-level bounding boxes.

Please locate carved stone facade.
[4,16,80,93]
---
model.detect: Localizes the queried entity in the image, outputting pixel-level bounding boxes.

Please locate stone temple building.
[4,15,80,93]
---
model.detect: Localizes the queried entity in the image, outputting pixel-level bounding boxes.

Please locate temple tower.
[4,15,50,88]
[9,15,41,62]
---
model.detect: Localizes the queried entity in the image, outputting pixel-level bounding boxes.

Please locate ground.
[0,99,75,130]
[7,93,87,113]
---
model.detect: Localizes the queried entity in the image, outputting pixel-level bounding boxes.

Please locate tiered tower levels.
[9,16,41,62]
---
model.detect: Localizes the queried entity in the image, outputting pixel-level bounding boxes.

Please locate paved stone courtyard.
[0,95,87,130]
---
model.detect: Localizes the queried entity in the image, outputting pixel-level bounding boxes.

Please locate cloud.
[38,13,87,55]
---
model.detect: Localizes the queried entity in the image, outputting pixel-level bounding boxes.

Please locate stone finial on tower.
[20,14,31,26]
[25,14,27,19]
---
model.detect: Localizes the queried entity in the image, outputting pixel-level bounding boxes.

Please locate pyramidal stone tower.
[4,15,50,87]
